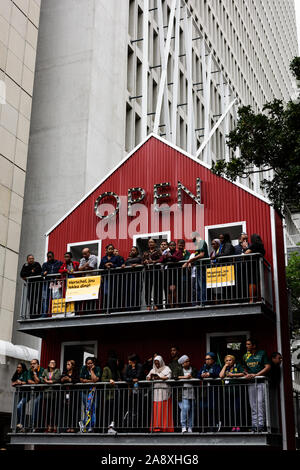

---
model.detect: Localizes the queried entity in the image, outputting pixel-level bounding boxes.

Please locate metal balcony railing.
[11,378,278,435]
[19,254,273,320]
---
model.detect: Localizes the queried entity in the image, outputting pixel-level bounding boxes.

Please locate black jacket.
[124,363,145,383]
[20,262,42,280]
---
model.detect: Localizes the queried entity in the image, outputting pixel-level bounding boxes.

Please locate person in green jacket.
[11,363,28,431]
[168,346,182,379]
[42,360,61,432]
[101,357,122,433]
[27,358,44,431]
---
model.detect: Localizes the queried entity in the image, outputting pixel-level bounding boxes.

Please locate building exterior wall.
[0,0,40,343]
[0,0,41,439]
[13,0,129,349]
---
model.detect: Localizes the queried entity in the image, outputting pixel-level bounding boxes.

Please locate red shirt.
[58,261,80,275]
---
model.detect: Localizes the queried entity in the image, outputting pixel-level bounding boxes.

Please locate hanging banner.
[65,276,101,302]
[206,265,235,288]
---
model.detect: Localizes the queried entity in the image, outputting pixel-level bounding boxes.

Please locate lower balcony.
[18,255,274,335]
[10,378,281,447]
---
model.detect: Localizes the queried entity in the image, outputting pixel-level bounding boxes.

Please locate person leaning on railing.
[242,338,271,432]
[234,233,249,302]
[219,355,246,432]
[11,363,28,432]
[143,238,163,310]
[60,360,80,433]
[27,359,45,432]
[159,241,183,309]
[20,255,42,317]
[182,233,209,307]
[79,357,102,433]
[177,240,191,306]
[58,252,80,302]
[99,244,123,312]
[243,234,265,302]
[197,352,221,431]
[146,355,174,433]
[101,356,122,433]
[41,251,63,317]
[59,252,79,278]
[122,246,143,311]
[42,360,61,433]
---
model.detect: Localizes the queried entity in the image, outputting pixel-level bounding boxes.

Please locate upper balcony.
[18,254,274,336]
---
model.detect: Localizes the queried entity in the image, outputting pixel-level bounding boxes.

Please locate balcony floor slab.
[17,302,274,337]
[9,432,282,447]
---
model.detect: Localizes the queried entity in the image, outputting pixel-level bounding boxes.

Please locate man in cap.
[198,352,221,432]
[177,355,198,433]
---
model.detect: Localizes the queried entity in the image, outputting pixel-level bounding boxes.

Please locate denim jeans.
[31,392,43,428]
[192,267,206,305]
[179,398,195,428]
[81,390,98,429]
[17,396,28,426]
[41,282,50,317]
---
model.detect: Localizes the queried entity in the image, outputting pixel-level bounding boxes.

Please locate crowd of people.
[20,232,266,316]
[12,340,282,435]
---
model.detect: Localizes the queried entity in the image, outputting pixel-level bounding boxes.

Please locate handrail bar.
[24,253,268,281]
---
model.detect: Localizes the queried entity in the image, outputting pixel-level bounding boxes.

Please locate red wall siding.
[40,315,277,373]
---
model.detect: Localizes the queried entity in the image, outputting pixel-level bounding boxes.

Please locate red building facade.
[15,135,294,448]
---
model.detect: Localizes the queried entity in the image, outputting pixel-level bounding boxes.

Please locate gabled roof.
[46,133,270,236]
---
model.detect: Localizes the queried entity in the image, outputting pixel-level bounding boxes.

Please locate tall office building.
[0,0,41,444]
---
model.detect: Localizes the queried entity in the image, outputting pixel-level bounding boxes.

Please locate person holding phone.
[146,356,174,432]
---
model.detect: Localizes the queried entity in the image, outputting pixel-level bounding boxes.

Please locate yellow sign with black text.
[52,298,75,314]
[65,276,101,302]
[206,265,235,288]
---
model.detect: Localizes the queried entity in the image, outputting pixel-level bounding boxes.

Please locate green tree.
[212,57,300,211]
[286,248,300,331]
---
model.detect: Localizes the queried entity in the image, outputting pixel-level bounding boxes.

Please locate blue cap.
[206,352,216,359]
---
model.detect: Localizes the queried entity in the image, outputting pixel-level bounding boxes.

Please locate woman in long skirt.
[146,356,174,432]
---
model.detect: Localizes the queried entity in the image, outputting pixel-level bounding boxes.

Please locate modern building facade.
[0,0,41,446]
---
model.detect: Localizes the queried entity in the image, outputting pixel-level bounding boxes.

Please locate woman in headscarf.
[146,356,174,432]
[210,239,221,262]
